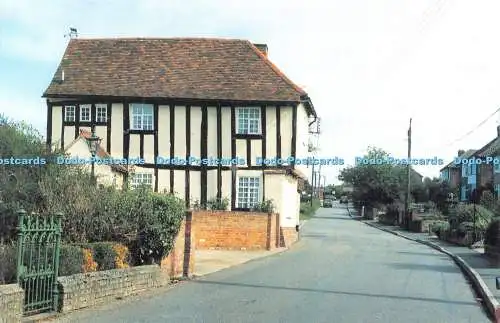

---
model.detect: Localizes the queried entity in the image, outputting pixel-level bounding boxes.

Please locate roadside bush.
[431,221,450,238]
[480,191,496,212]
[485,219,500,247]
[379,203,399,224]
[300,199,321,220]
[454,204,494,231]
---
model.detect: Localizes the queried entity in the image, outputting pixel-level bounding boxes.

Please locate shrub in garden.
[113,243,130,269]
[454,204,494,231]
[59,245,85,276]
[0,243,16,284]
[431,221,450,238]
[82,242,130,270]
[485,219,500,247]
[82,242,116,271]
[206,197,229,210]
[82,248,98,273]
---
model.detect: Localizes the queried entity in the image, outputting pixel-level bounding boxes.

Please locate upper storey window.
[64,106,75,122]
[96,104,108,122]
[80,104,91,122]
[236,107,261,135]
[131,103,154,130]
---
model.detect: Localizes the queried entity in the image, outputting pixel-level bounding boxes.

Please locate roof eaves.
[247,41,306,98]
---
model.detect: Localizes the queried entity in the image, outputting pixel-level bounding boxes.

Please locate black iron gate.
[16,209,62,316]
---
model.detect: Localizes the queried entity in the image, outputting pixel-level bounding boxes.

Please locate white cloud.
[2,0,500,184]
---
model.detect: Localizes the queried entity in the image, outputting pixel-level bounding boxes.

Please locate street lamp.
[87,125,102,184]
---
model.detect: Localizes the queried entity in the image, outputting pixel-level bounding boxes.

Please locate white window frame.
[130,173,153,189]
[236,107,261,135]
[236,176,260,209]
[64,106,76,122]
[130,103,154,130]
[80,104,91,122]
[96,104,108,122]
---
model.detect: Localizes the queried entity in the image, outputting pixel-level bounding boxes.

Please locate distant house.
[440,149,477,201]
[412,169,423,183]
[65,129,128,188]
[471,125,500,198]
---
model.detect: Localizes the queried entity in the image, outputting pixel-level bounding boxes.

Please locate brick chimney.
[253,43,268,57]
[458,149,465,156]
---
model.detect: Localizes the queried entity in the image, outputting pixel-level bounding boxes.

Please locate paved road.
[58,203,492,323]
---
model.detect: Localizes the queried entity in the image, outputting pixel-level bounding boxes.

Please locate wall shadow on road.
[190,280,478,306]
[387,263,460,273]
[310,216,355,221]
[300,233,331,239]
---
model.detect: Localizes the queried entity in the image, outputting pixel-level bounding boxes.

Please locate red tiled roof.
[79,129,127,173]
[43,37,310,104]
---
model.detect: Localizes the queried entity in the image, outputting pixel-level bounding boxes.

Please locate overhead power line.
[440,107,500,149]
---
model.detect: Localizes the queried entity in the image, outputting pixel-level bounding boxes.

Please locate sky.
[1,0,500,185]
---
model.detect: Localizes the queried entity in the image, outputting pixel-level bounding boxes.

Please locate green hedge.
[0,244,87,285]
[300,199,321,220]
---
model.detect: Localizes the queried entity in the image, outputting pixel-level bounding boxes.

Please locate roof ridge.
[70,37,250,42]
[246,41,306,96]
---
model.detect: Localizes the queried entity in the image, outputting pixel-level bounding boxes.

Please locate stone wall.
[57,265,162,313]
[0,284,24,323]
[191,210,280,250]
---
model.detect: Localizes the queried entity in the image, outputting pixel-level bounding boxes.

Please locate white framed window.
[237,176,260,208]
[80,104,91,122]
[131,103,154,130]
[130,173,153,189]
[96,104,108,122]
[236,107,261,134]
[64,106,75,122]
[494,156,500,173]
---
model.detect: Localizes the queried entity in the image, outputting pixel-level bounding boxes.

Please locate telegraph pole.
[404,118,412,228]
[310,162,315,207]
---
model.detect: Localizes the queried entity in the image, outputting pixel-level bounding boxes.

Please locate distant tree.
[338,147,407,207]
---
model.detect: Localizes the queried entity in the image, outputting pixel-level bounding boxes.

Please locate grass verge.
[300,199,321,220]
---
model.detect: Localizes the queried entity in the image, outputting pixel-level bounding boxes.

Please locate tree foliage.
[339,147,406,206]
[338,146,434,207]
[0,113,186,264]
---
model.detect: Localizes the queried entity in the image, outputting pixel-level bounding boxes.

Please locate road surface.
[57,202,492,323]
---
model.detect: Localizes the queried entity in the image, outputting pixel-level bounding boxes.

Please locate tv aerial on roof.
[64,28,78,39]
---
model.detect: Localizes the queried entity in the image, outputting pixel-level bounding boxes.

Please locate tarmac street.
[55,202,492,323]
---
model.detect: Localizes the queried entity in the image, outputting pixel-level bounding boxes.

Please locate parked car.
[339,195,348,204]
[323,199,333,208]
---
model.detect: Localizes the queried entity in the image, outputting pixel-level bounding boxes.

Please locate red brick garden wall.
[191,210,280,250]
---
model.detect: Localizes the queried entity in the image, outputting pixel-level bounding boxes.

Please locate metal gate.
[16,209,62,316]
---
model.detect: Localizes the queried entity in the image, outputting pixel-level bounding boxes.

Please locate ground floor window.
[130,173,153,189]
[237,176,260,208]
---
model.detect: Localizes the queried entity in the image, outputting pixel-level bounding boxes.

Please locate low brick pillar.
[0,284,23,322]
[280,227,298,248]
[160,213,195,280]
